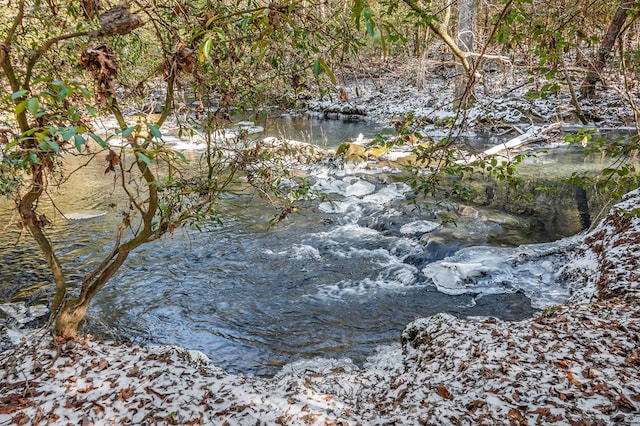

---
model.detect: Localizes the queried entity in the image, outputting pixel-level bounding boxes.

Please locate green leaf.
[88,132,108,149]
[14,100,28,115]
[27,98,40,115]
[28,152,41,165]
[47,140,60,151]
[175,151,187,163]
[74,135,86,152]
[62,126,76,140]
[203,38,213,60]
[313,59,322,77]
[365,20,375,37]
[122,126,136,138]
[137,152,151,165]
[312,58,336,84]
[58,86,69,100]
[147,123,162,139]
[11,90,29,100]
[352,0,365,27]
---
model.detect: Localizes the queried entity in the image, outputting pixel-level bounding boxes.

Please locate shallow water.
[0,119,614,376]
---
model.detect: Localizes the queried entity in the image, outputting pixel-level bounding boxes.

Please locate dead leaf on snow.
[435,385,452,400]
[466,400,486,411]
[582,367,597,379]
[505,408,527,425]
[566,371,582,387]
[624,351,640,366]
[10,413,29,425]
[615,391,637,412]
[91,358,109,372]
[118,387,134,401]
[0,394,35,414]
[127,364,139,377]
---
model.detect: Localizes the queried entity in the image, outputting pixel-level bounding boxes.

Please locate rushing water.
[0,117,619,376]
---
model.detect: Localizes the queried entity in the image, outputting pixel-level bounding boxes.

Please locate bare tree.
[581,0,638,98]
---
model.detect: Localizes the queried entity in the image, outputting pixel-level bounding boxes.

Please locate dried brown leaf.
[104,149,120,174]
[118,387,134,401]
[566,371,582,387]
[531,407,550,416]
[506,408,527,426]
[436,384,452,400]
[466,400,486,411]
[10,413,29,425]
[127,364,139,378]
[581,367,597,379]
[615,391,637,412]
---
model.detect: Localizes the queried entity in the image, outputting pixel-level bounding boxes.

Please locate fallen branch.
[460,122,563,164]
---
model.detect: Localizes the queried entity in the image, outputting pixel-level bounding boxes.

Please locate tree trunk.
[455,0,475,109]
[402,0,472,73]
[581,0,636,98]
[55,303,89,339]
[575,186,592,230]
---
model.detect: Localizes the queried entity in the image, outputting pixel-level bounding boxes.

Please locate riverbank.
[302,56,639,131]
[1,189,639,424]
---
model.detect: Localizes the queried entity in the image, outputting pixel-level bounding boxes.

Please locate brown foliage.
[104,149,120,174]
[161,42,196,80]
[80,44,117,105]
[81,0,99,19]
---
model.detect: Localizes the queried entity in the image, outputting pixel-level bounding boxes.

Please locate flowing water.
[0,117,624,376]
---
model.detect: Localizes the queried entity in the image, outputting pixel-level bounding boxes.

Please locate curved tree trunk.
[581,0,637,98]
[55,304,90,339]
[402,0,472,73]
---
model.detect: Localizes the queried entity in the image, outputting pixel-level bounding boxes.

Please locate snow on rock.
[399,220,440,235]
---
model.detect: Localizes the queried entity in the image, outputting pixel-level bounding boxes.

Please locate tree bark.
[455,0,476,109]
[581,0,637,98]
[402,0,471,73]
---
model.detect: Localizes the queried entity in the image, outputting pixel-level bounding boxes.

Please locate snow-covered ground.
[304,56,639,131]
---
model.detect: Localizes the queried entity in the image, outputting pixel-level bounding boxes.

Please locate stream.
[0,115,620,376]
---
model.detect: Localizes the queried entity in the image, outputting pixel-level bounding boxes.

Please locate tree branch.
[25,31,91,89]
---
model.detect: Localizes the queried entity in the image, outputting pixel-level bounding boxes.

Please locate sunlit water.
[0,118,623,376]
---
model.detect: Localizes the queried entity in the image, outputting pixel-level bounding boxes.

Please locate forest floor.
[2,58,640,425]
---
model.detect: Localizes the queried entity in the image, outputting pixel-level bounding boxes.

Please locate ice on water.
[422,243,572,308]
